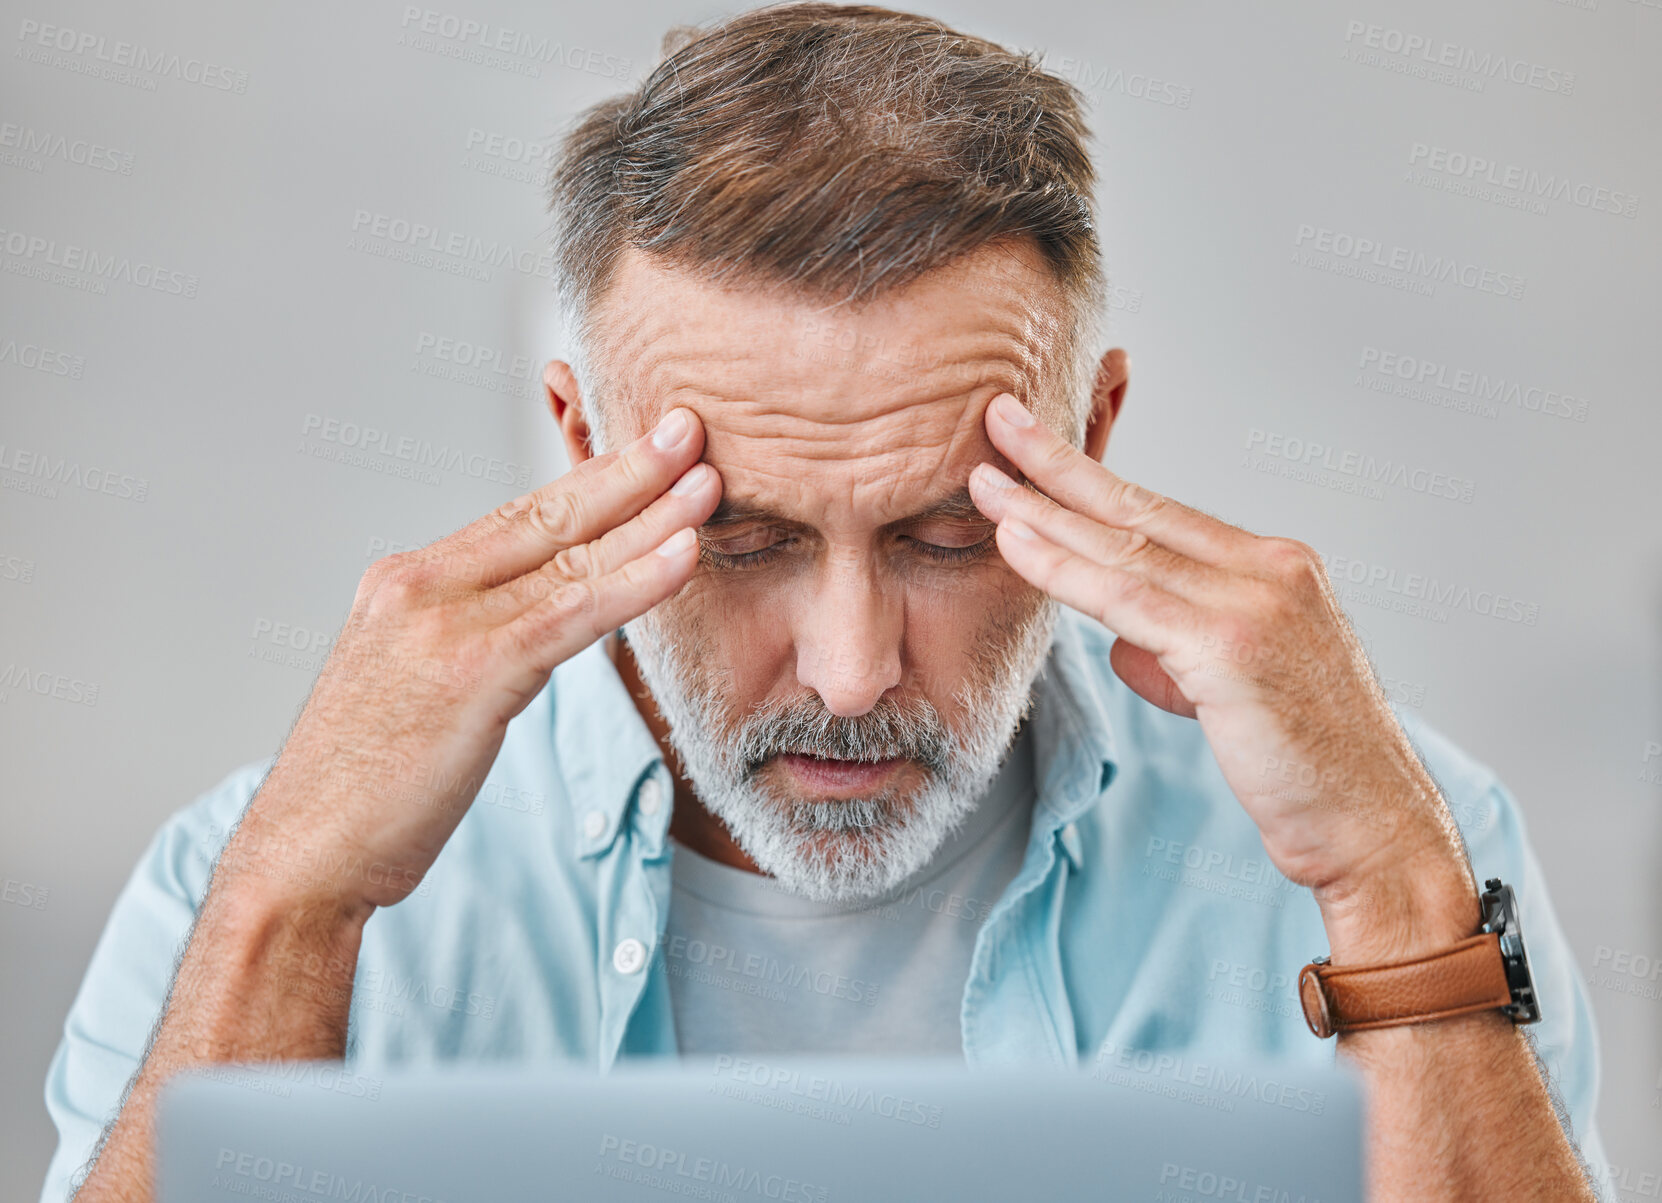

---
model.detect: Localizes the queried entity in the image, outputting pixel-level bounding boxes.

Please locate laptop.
[158,1052,1363,1202]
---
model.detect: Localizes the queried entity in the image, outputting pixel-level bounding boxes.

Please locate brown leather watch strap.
[1299,931,1512,1038]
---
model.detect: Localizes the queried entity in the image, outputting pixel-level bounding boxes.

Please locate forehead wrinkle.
[695,381,1019,536]
[704,432,998,531]
[643,342,1037,438]
[613,288,1049,413]
[592,243,1067,443]
[591,237,1070,415]
[714,451,932,517]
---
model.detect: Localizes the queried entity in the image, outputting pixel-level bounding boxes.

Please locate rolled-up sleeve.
[38,760,268,1203]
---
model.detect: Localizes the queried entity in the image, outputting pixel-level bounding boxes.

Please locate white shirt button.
[638,778,663,816]
[583,809,607,840]
[612,937,647,974]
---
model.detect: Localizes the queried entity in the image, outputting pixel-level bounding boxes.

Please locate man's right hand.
[70,406,718,1203]
[226,404,720,914]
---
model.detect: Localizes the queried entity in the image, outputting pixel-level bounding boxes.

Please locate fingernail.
[993,393,1034,428]
[973,462,1015,490]
[652,408,689,450]
[1003,517,1037,540]
[671,463,708,496]
[657,527,696,556]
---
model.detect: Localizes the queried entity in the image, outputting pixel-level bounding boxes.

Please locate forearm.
[75,817,372,1203]
[1341,1010,1594,1202]
[66,428,689,1199]
[1320,838,1596,1203]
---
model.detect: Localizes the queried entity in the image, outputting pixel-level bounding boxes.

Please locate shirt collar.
[549,609,1121,870]
[1025,607,1121,871]
[552,630,672,861]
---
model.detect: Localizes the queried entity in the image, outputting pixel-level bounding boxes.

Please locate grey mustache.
[737,698,948,771]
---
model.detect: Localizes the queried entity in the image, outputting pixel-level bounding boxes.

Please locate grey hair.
[548,2,1107,456]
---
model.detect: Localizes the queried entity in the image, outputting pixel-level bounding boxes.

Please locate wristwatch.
[1298,878,1542,1038]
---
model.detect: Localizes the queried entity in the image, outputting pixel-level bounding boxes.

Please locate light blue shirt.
[39,607,1608,1200]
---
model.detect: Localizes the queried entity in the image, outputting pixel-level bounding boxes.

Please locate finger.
[442,407,706,589]
[1109,637,1197,719]
[490,525,701,680]
[969,462,1231,603]
[982,392,1253,564]
[993,512,1198,661]
[571,460,722,579]
[494,460,722,612]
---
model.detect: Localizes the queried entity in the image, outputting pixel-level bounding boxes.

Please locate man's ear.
[1083,347,1130,463]
[544,360,595,466]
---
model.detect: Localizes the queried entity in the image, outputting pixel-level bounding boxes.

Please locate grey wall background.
[2,0,1658,1197]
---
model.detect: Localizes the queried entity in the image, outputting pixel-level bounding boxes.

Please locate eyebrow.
[701,484,992,532]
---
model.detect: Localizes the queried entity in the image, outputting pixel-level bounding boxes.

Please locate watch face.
[1483,880,1542,1025]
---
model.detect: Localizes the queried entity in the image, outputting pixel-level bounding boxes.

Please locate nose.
[793,551,902,718]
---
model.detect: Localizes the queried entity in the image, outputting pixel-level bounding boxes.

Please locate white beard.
[620,594,1059,905]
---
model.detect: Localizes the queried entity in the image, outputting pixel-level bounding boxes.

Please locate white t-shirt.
[662,720,1037,1057]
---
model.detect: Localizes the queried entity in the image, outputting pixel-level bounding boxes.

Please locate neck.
[610,630,765,875]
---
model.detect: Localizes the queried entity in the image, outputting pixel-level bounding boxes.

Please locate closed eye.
[899,533,997,564]
[698,531,997,570]
[698,527,799,570]
[699,534,795,570]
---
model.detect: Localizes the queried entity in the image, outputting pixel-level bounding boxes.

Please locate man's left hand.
[968,392,1481,962]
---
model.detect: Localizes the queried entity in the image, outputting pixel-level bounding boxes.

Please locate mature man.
[43,4,1605,1201]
